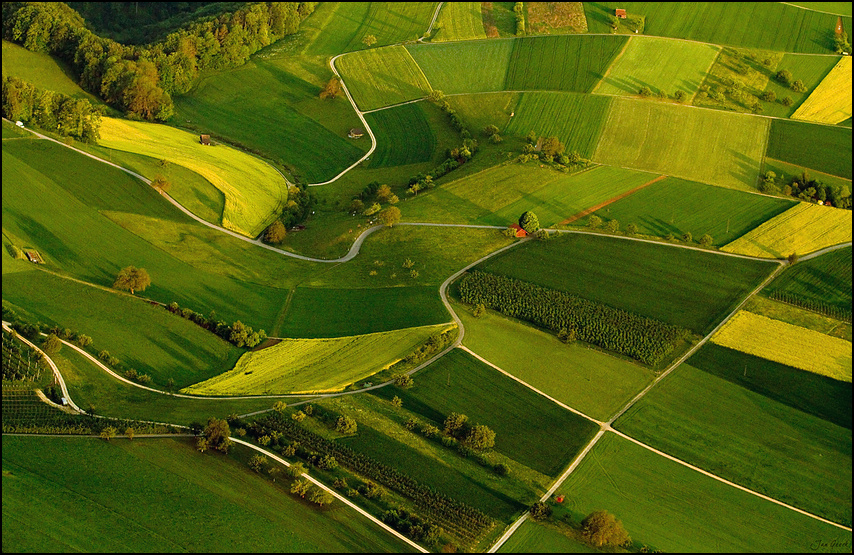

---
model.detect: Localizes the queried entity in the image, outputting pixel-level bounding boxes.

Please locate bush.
[775,69,792,86]
[335,415,357,435]
[638,86,653,97]
[780,96,794,107]
[791,80,807,93]
[761,90,776,102]
[530,501,552,521]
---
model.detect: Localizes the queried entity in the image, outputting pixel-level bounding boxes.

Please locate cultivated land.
[765,119,853,179]
[364,101,438,168]
[792,56,853,124]
[760,53,843,119]
[406,40,514,94]
[763,246,852,312]
[335,45,432,111]
[432,2,486,42]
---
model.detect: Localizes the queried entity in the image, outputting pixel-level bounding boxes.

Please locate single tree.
[113,266,151,295]
[761,90,776,102]
[125,427,135,440]
[444,412,469,438]
[362,34,377,47]
[673,90,688,102]
[699,234,713,247]
[291,479,312,498]
[466,424,496,451]
[775,69,793,86]
[310,488,334,506]
[151,175,170,192]
[519,211,540,233]
[248,454,268,472]
[587,215,603,229]
[483,124,500,136]
[273,400,288,413]
[335,415,358,435]
[581,510,631,548]
[378,206,401,227]
[791,79,807,93]
[682,232,693,243]
[348,198,364,214]
[530,501,552,521]
[288,462,307,478]
[264,220,286,244]
[391,395,403,408]
[780,96,794,107]
[540,136,565,158]
[201,417,231,453]
[42,333,62,355]
[605,219,620,233]
[625,223,638,236]
[472,303,486,318]
[319,77,341,99]
[394,373,414,389]
[100,426,117,441]
[375,184,393,203]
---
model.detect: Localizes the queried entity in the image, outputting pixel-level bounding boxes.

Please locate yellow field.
[182,324,452,395]
[712,311,852,382]
[792,56,852,125]
[98,117,287,237]
[721,202,852,258]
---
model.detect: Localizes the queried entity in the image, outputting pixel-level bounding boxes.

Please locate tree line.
[2,76,101,142]
[2,2,316,121]
[459,271,689,366]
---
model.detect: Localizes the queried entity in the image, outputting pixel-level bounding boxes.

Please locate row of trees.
[760,170,851,209]
[164,301,267,349]
[2,2,316,120]
[2,76,101,142]
[459,271,688,365]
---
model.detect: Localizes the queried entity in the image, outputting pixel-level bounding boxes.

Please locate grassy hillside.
[432,2,487,42]
[336,45,432,111]
[406,40,514,94]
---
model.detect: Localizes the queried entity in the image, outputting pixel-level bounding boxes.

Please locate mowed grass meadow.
[765,119,852,179]
[559,432,852,552]
[1,436,414,553]
[336,45,432,111]
[1,40,104,105]
[592,98,770,191]
[791,56,852,125]
[364,101,437,168]
[615,364,853,527]
[184,324,451,395]
[432,1,486,42]
[406,40,514,94]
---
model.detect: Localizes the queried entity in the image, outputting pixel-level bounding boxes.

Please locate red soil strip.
[559,174,668,225]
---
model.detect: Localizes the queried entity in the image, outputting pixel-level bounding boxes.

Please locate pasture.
[763,246,852,313]
[497,520,596,553]
[575,177,796,245]
[721,202,853,258]
[711,311,852,381]
[1,436,414,552]
[364,102,437,168]
[476,232,775,334]
[184,324,450,395]
[592,97,770,191]
[445,92,519,136]
[432,2,486,42]
[560,432,852,551]
[335,45,432,111]
[503,92,612,158]
[505,35,629,93]
[792,56,853,124]
[406,40,514,94]
[374,348,600,477]
[98,117,287,237]
[759,53,841,119]
[583,3,850,54]
[689,343,851,429]
[594,36,720,97]
[454,299,654,422]
[614,364,853,527]
[765,119,852,179]
[402,164,655,227]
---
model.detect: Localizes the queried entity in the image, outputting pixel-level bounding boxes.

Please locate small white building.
[15,121,24,128]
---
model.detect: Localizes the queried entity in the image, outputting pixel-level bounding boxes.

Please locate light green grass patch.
[455,299,653,421]
[595,36,720,97]
[560,432,852,551]
[497,520,597,553]
[98,117,287,237]
[184,324,451,395]
[433,2,487,42]
[336,45,432,111]
[444,92,519,136]
[406,40,514,94]
[743,296,851,339]
[1,40,104,105]
[593,97,770,191]
[615,364,853,527]
[760,53,842,118]
[403,164,655,227]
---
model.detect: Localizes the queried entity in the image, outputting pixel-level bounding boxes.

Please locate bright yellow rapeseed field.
[99,117,287,237]
[792,56,852,125]
[721,202,852,258]
[712,311,852,382]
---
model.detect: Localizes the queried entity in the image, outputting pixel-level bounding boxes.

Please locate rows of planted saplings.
[249,412,492,541]
[2,330,42,381]
[459,271,689,365]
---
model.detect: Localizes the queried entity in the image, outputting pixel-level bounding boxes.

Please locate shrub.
[775,69,792,86]
[587,215,602,229]
[780,96,794,107]
[761,90,776,102]
[581,510,631,548]
[530,501,552,521]
[791,80,807,93]
[335,415,357,435]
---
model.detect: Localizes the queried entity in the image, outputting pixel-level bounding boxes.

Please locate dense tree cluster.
[164,301,267,348]
[2,2,316,121]
[459,271,688,365]
[762,170,851,209]
[382,508,443,545]
[2,76,101,141]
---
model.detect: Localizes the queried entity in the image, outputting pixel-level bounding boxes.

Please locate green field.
[476,232,775,334]
[560,432,852,552]
[403,164,656,227]
[454,299,654,422]
[432,2,486,42]
[765,119,853,179]
[98,117,288,237]
[689,342,851,430]
[1,436,414,552]
[184,324,450,395]
[372,348,600,477]
[336,45,432,111]
[364,102,437,168]
[615,364,852,526]
[595,36,720,97]
[497,520,597,553]
[444,92,519,136]
[593,97,770,191]
[503,92,613,158]
[584,3,850,54]
[505,35,629,93]
[760,53,842,119]
[574,177,797,245]
[744,295,851,341]
[406,40,514,94]
[764,246,852,312]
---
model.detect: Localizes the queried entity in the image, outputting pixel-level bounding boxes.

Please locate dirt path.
[559,174,667,225]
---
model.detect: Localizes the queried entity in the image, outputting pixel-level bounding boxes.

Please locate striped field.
[711,311,852,382]
[791,56,852,124]
[721,202,853,258]
[432,2,486,42]
[406,40,514,94]
[336,45,432,111]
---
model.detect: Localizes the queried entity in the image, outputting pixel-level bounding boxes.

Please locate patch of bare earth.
[481,2,500,38]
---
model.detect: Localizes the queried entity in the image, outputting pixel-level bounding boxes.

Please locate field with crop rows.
[336,45,432,111]
[497,520,595,553]
[593,97,770,190]
[711,311,852,381]
[477,233,775,334]
[744,296,851,340]
[560,431,852,551]
[576,177,796,245]
[721,202,853,258]
[763,246,852,314]
[594,36,720,97]
[765,119,852,179]
[505,35,629,93]
[406,40,514,94]
[184,324,449,395]
[503,92,612,157]
[792,56,852,124]
[433,2,486,42]
[584,3,850,54]
[364,102,436,167]
[98,118,286,237]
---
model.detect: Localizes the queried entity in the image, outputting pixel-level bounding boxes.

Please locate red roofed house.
[509,223,528,238]
[615,9,627,19]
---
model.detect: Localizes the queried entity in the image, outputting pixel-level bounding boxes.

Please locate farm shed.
[199,134,211,145]
[615,9,627,19]
[24,250,44,264]
[509,223,528,237]
[348,128,365,139]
